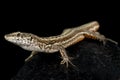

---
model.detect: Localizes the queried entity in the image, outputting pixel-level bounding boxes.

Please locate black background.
[0,4,120,80]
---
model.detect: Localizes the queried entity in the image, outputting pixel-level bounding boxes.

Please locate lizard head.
[4,32,43,51]
[4,32,34,46]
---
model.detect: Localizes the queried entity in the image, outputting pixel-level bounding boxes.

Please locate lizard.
[4,21,117,67]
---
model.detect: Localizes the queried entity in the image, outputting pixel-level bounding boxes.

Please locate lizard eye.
[16,32,21,37]
[30,37,33,40]
[27,37,33,41]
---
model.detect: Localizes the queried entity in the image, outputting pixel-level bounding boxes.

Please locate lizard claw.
[60,57,75,67]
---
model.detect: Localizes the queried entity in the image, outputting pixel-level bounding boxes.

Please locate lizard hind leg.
[59,46,75,67]
[83,31,118,45]
[82,31,107,44]
[25,51,38,62]
[61,28,72,35]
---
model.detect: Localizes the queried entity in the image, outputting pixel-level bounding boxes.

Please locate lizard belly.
[21,44,59,53]
[43,44,59,53]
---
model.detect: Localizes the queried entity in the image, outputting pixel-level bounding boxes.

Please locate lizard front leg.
[59,46,75,67]
[25,51,38,61]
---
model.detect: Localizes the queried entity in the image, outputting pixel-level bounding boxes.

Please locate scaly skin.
[4,21,117,67]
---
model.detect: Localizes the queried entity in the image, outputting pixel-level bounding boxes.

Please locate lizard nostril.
[4,35,7,40]
[4,34,10,40]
